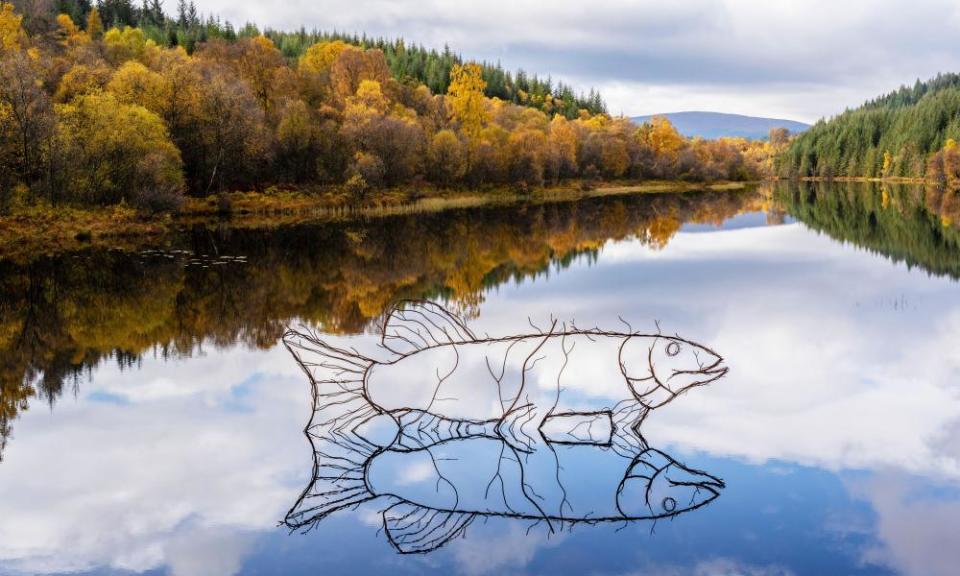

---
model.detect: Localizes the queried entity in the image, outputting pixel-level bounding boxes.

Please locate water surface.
[1,182,958,576]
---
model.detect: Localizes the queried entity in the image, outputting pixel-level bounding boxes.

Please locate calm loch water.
[1,182,958,575]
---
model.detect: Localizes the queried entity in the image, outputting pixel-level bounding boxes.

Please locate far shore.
[797,176,928,184]
[0,180,755,262]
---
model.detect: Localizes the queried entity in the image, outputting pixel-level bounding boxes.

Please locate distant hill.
[631,111,810,140]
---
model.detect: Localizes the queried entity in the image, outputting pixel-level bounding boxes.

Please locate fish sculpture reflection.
[283,300,727,455]
[284,430,724,554]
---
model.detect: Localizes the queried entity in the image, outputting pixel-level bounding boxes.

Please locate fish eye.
[666,342,680,357]
[662,497,677,512]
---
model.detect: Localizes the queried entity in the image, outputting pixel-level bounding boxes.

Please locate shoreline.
[0,180,755,262]
[796,176,928,184]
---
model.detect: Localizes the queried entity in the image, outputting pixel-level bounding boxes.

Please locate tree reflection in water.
[0,188,810,459]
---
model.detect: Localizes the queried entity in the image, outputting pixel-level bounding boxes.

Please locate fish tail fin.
[282,429,380,531]
[283,327,384,441]
[611,400,650,457]
[282,327,386,530]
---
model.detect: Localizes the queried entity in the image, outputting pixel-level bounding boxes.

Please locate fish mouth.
[697,357,728,382]
[664,359,728,389]
[652,464,725,515]
[666,465,726,494]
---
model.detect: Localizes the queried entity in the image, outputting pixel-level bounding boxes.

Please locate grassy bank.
[0,180,753,261]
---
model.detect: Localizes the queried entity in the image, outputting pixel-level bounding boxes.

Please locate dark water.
[1,182,958,576]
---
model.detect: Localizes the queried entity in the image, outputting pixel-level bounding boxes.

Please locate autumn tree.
[927,138,960,190]
[299,39,351,75]
[106,61,168,114]
[637,116,684,177]
[447,63,488,140]
[0,3,25,52]
[427,129,465,185]
[151,46,201,142]
[297,40,352,106]
[54,58,113,102]
[507,128,547,190]
[103,26,150,64]
[55,92,184,210]
[882,150,893,177]
[85,7,102,40]
[329,46,390,105]
[768,127,790,147]
[276,99,321,182]
[54,13,89,50]
[0,49,53,193]
[231,36,287,112]
[190,61,270,193]
[548,115,578,177]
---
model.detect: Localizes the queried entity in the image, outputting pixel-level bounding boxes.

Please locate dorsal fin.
[381,300,476,356]
[382,502,475,554]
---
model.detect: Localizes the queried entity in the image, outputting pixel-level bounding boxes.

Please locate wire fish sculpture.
[281,300,730,554]
[283,300,728,456]
[283,433,725,554]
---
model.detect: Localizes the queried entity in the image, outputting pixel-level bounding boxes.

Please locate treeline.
[780,72,960,185]
[0,2,774,215]
[14,0,606,117]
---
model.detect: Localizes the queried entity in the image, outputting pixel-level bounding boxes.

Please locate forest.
[0,1,779,216]
[780,72,960,186]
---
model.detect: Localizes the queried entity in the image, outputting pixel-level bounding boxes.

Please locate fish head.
[619,334,727,408]
[616,448,724,519]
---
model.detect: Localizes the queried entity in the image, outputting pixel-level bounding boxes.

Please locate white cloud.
[447,522,565,576]
[0,345,308,575]
[853,474,960,576]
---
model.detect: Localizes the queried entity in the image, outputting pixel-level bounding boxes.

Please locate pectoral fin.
[382,502,476,554]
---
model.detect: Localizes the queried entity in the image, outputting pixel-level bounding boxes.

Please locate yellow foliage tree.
[641,116,683,157]
[0,3,24,52]
[236,36,286,111]
[428,129,465,185]
[103,27,150,64]
[549,115,578,175]
[54,62,113,102]
[86,8,103,41]
[352,79,387,114]
[882,150,893,175]
[447,63,488,140]
[56,93,184,208]
[329,47,390,105]
[152,47,201,133]
[600,137,630,178]
[299,40,353,75]
[54,13,89,50]
[106,61,169,115]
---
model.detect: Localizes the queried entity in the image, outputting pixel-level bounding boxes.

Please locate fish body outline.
[282,301,728,554]
[284,300,727,455]
[285,432,724,554]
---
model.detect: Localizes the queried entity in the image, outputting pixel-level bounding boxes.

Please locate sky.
[188,0,960,124]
